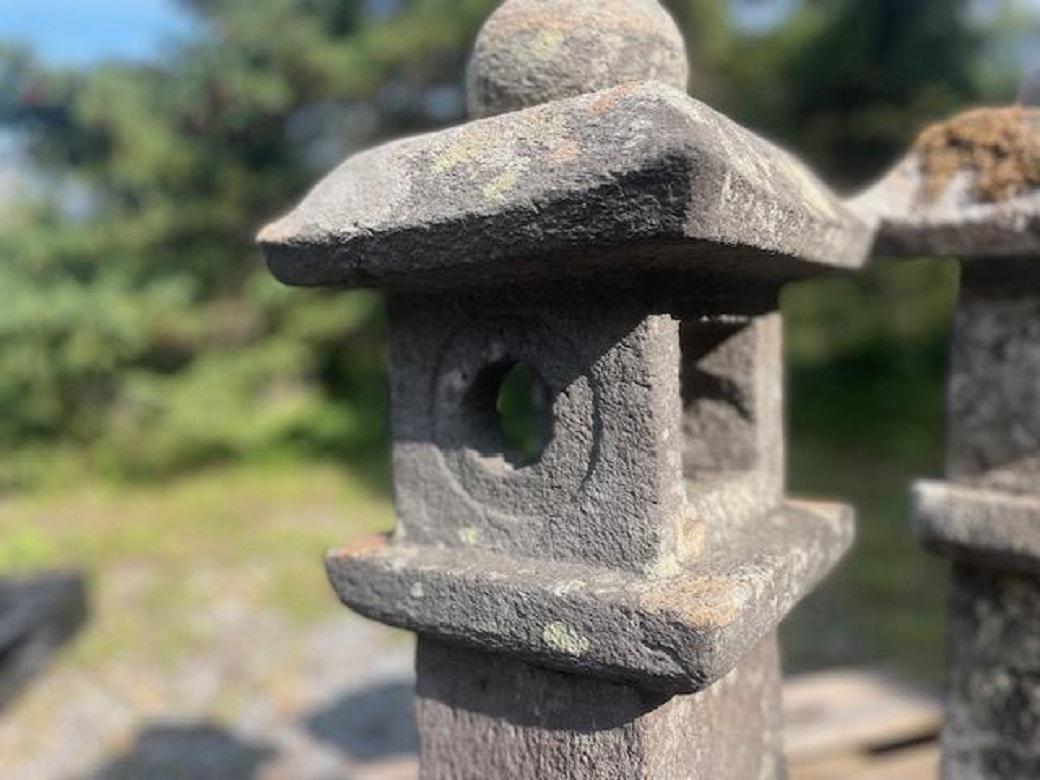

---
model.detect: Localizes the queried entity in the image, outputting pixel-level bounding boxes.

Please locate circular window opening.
[496,363,552,466]
[464,361,553,468]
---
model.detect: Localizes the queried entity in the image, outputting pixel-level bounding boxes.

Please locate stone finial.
[466,0,690,118]
[1020,66,1040,107]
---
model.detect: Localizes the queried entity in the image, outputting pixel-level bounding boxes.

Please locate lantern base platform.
[914,479,1040,573]
[326,499,852,693]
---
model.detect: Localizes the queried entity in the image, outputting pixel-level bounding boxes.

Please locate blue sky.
[2,0,1040,67]
[0,0,194,65]
[0,1,805,63]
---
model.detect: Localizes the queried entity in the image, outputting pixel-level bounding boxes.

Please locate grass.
[786,383,951,681]
[0,460,394,670]
[782,258,958,683]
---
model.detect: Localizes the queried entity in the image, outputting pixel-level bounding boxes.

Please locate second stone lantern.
[260,1,872,777]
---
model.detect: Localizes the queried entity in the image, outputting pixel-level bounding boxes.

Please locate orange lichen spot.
[330,534,390,560]
[548,139,581,164]
[589,83,636,115]
[914,107,1040,203]
[640,576,748,629]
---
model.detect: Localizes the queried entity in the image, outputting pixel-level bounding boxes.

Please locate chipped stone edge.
[325,500,853,693]
[913,479,1040,574]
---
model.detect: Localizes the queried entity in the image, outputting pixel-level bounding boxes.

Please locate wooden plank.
[783,668,941,762]
[356,757,421,780]
[791,744,939,780]
[858,744,940,780]
[790,752,874,780]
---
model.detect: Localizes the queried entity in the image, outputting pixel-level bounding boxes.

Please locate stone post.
[1020,67,1040,107]
[854,79,1040,778]
[259,1,871,776]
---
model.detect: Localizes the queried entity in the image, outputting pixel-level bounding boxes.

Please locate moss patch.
[914,107,1040,203]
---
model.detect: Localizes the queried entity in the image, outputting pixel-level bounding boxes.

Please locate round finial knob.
[466,0,690,119]
[1019,66,1040,107]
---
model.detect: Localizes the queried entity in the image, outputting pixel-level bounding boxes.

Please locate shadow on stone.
[83,722,275,780]
[416,640,670,732]
[304,680,419,762]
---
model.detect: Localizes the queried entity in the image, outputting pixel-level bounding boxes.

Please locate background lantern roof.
[853,106,1040,259]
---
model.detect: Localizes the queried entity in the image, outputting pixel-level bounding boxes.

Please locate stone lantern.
[260,1,870,776]
[855,75,1040,778]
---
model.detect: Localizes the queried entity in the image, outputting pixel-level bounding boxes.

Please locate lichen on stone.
[914,107,1040,203]
[542,622,590,657]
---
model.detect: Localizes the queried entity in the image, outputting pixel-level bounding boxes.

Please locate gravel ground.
[0,604,418,780]
[0,575,936,780]
[0,463,418,779]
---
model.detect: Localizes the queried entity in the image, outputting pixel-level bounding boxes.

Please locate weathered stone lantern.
[260,1,870,776]
[855,76,1040,778]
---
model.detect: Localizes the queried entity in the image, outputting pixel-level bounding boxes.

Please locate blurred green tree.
[0,0,497,477]
[0,0,1027,479]
[674,0,992,186]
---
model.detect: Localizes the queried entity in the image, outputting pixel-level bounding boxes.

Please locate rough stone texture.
[850,109,1040,259]
[944,269,1040,494]
[385,288,686,575]
[914,480,1040,574]
[942,565,1040,779]
[259,81,872,291]
[465,0,689,119]
[385,286,788,577]
[682,313,786,543]
[931,270,1040,778]
[414,635,782,780]
[327,500,852,693]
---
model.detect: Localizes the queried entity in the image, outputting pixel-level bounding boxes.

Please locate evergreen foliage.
[0,0,1027,478]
